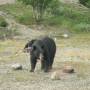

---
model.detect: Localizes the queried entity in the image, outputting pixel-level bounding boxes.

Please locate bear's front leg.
[30,56,37,72]
[44,60,50,72]
[41,60,45,70]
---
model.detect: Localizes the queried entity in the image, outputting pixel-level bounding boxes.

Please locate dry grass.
[0,33,90,90]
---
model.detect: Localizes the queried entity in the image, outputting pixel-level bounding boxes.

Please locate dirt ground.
[0,30,90,90]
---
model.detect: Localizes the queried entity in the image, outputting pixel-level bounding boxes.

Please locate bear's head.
[23,39,36,53]
[24,39,45,60]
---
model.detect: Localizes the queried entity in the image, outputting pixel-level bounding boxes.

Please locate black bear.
[24,37,56,72]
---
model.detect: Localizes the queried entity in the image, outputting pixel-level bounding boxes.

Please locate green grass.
[0,2,90,33]
[0,3,35,25]
[43,3,90,33]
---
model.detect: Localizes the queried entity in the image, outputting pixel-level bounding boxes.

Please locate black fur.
[24,37,56,72]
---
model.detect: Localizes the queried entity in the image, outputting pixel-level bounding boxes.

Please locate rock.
[51,66,75,80]
[62,34,69,38]
[51,70,67,80]
[11,63,22,70]
[51,71,61,80]
[63,66,74,73]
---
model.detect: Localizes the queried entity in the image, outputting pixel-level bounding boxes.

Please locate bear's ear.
[23,39,36,53]
[24,39,36,49]
[28,39,36,47]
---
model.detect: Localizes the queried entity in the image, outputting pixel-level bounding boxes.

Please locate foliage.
[79,0,88,5]
[0,2,90,33]
[0,16,8,27]
[47,0,60,16]
[43,3,90,33]
[79,0,90,8]
[86,0,90,8]
[17,0,60,22]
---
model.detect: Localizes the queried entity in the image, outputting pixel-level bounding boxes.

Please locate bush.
[86,0,90,8]
[0,17,8,27]
[0,21,8,27]
[47,0,61,16]
[79,0,87,5]
[79,0,90,8]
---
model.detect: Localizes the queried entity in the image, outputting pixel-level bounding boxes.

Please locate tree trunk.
[32,7,43,24]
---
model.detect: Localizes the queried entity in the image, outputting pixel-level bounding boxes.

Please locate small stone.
[63,66,74,73]
[11,63,22,70]
[62,34,69,38]
[51,70,67,80]
[51,71,61,80]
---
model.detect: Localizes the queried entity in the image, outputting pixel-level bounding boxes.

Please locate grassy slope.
[44,3,90,33]
[0,3,34,25]
[0,2,90,33]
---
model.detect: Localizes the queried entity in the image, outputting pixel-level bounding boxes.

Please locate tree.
[47,0,60,16]
[18,0,56,22]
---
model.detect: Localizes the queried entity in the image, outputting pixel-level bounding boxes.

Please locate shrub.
[86,0,90,8]
[0,17,8,27]
[79,0,90,8]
